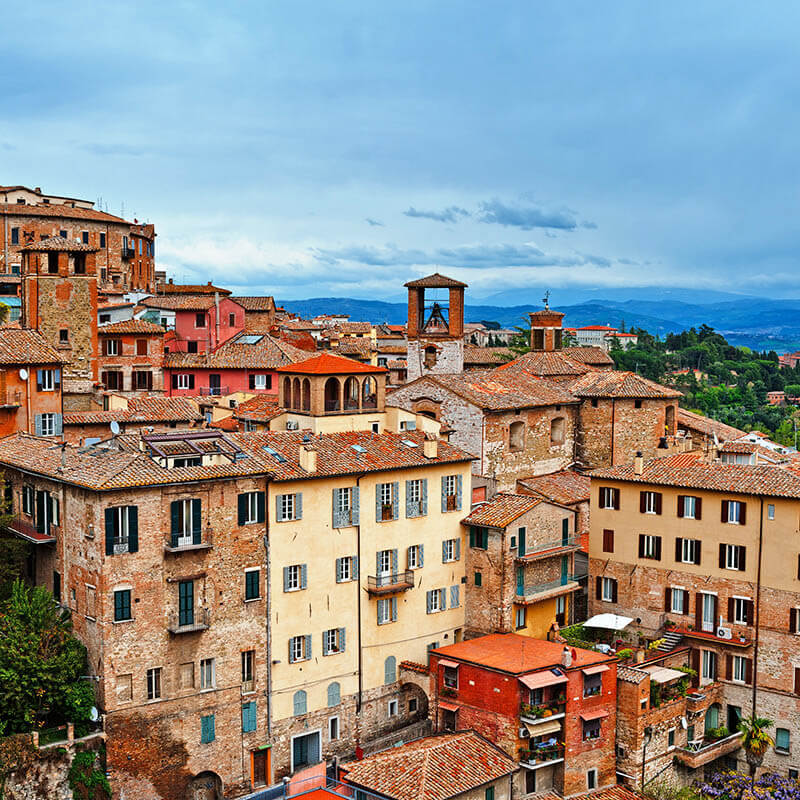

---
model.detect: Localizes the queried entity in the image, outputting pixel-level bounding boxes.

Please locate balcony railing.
[518,744,565,768]
[517,536,581,559]
[367,571,414,595]
[167,607,210,634]
[164,529,213,553]
[520,701,566,722]
[120,246,135,259]
[674,732,742,769]
[0,390,22,408]
[516,573,585,602]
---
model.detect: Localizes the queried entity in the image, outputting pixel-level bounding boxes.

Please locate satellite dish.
[18,368,28,380]
[110,420,121,436]
[89,706,99,722]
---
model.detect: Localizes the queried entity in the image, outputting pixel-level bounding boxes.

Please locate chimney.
[561,647,572,668]
[633,451,644,475]
[299,445,317,473]
[423,432,438,459]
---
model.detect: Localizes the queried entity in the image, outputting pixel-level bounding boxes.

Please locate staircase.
[658,630,683,651]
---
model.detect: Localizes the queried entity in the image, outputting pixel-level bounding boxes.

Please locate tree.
[738,715,775,779]
[0,581,95,733]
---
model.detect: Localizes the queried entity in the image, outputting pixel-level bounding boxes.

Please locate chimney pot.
[423,433,438,460]
[561,646,572,668]
[299,444,317,473]
[633,451,644,475]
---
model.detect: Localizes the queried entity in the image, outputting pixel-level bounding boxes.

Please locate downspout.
[264,477,273,742]
[610,399,616,465]
[214,292,220,348]
[355,472,366,733]
[752,496,764,716]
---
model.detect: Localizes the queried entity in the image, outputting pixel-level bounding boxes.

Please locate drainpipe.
[752,497,764,716]
[610,399,616,465]
[214,292,221,348]
[355,472,366,729]
[264,477,273,742]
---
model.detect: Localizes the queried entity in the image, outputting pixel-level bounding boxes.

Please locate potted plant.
[557,692,566,704]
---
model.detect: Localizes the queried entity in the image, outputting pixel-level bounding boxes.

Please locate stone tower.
[21,236,99,410]
[405,273,467,380]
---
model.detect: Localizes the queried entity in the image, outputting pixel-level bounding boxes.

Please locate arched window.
[293,690,307,716]
[344,377,360,411]
[292,378,301,411]
[550,416,566,445]
[384,655,397,685]
[327,682,341,707]
[509,420,525,452]
[302,378,311,411]
[283,376,292,408]
[324,377,340,412]
[362,376,377,410]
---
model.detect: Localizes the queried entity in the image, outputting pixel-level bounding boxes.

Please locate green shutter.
[191,499,202,544]
[128,506,138,553]
[170,501,180,547]
[238,493,247,525]
[105,508,116,555]
[256,491,265,523]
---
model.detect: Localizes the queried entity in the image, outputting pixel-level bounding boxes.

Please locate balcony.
[518,744,565,770]
[167,607,210,634]
[0,390,22,408]
[674,732,742,769]
[367,571,414,595]
[515,573,585,604]
[520,701,566,725]
[4,514,56,545]
[672,627,752,648]
[164,527,213,554]
[516,536,582,561]
[120,246,135,259]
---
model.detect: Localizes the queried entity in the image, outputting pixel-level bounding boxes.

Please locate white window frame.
[407,545,422,570]
[515,606,526,629]
[387,699,398,717]
[177,373,192,390]
[40,413,57,437]
[286,565,302,591]
[243,492,259,524]
[767,504,775,520]
[641,534,658,559]
[329,716,340,741]
[377,598,394,625]
[407,479,421,507]
[429,588,444,613]
[732,655,747,683]
[380,482,392,507]
[324,628,342,654]
[643,492,658,514]
[587,769,598,791]
[253,374,267,389]
[601,577,615,602]
[174,499,194,548]
[146,667,162,701]
[337,487,352,515]
[200,658,216,690]
[443,539,457,562]
[727,501,743,524]
[289,635,308,663]
[683,496,697,519]
[40,369,55,391]
[277,493,297,522]
[732,597,750,625]
[671,587,685,615]
[701,650,716,684]
[105,339,119,356]
[680,538,699,564]
[112,506,132,554]
[725,544,743,570]
[599,488,616,509]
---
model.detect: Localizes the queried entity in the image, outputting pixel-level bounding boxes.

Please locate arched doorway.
[362,377,377,410]
[302,379,311,411]
[185,771,223,800]
[292,378,301,410]
[343,377,360,411]
[283,377,292,409]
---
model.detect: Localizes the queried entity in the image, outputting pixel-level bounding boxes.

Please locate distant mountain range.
[278,287,800,353]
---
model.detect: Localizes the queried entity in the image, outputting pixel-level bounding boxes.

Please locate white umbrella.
[583,613,634,631]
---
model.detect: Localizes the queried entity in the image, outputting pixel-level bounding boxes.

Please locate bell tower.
[405,273,466,380]
[528,292,564,352]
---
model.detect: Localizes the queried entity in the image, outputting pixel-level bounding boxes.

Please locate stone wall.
[406,338,464,381]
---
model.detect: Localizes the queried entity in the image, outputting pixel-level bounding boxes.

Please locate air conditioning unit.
[716,626,733,639]
[286,420,299,431]
[519,727,530,738]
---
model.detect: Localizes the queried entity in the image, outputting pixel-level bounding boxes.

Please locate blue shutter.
[352,556,359,578]
[295,493,302,520]
[170,501,180,547]
[128,506,138,553]
[351,486,359,526]
[419,544,424,568]
[426,590,433,614]
[275,495,283,522]
[242,701,256,732]
[283,567,290,592]
[34,414,43,436]
[391,597,397,622]
[300,564,307,589]
[441,476,448,513]
[384,656,396,684]
[328,682,340,706]
[442,540,447,562]
[54,414,63,436]
[456,474,462,511]
[421,479,428,515]
[304,634,312,660]
[36,369,43,391]
[391,549,398,575]
[376,552,382,577]
[335,558,343,583]
[451,585,460,608]
[105,508,115,555]
[288,638,295,663]
[322,631,329,656]
[376,485,382,522]
[441,587,447,609]
[293,690,307,715]
[191,499,202,544]
[392,482,400,519]
[454,539,460,561]
[332,489,340,527]
[339,627,346,652]
[256,491,265,523]
[405,481,414,518]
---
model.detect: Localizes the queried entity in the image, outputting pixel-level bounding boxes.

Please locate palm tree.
[738,715,775,779]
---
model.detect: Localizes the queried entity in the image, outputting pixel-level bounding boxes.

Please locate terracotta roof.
[140,295,218,311]
[590,451,800,499]
[431,632,614,674]
[570,787,646,800]
[719,440,792,461]
[234,395,285,422]
[22,236,97,252]
[463,345,513,366]
[388,360,407,370]
[561,346,615,367]
[280,319,321,331]
[336,338,373,357]
[341,731,515,800]
[337,321,372,334]
[461,493,540,528]
[0,328,64,365]
[98,319,164,335]
[404,272,467,288]
[424,370,577,411]
[517,470,591,506]
[63,397,202,425]
[377,345,407,355]
[276,352,385,375]
[496,350,593,378]
[677,409,745,441]
[155,282,231,295]
[617,665,650,684]
[209,416,239,431]
[165,332,308,370]
[529,307,565,318]
[0,202,129,225]
[231,296,275,311]
[98,301,134,310]
[566,371,682,399]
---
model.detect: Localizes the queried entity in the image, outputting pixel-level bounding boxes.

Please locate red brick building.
[1,185,156,292]
[428,634,617,798]
[98,318,165,395]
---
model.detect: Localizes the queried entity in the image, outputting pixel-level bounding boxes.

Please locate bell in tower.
[423,301,449,333]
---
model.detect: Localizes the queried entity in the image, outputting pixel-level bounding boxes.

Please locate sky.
[2,2,799,303]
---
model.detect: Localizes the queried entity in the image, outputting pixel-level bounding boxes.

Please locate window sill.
[244,597,261,603]
[775,749,790,756]
[113,618,135,625]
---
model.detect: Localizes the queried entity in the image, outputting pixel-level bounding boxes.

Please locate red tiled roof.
[209,416,239,431]
[566,371,682,399]
[98,301,134,310]
[677,409,745,441]
[404,272,467,288]
[463,345,513,366]
[0,328,64,365]
[431,632,614,674]
[590,451,800,498]
[155,282,230,295]
[63,397,202,425]
[571,787,646,800]
[22,236,97,252]
[140,295,219,311]
[560,346,615,367]
[98,319,165,335]
[276,352,385,375]
[234,395,285,422]
[165,333,308,370]
[517,470,591,506]
[461,493,540,528]
[0,202,129,225]
[340,731,515,800]
[231,296,276,311]
[337,321,372,334]
[496,350,593,378]
[579,325,618,331]
[280,319,321,331]
[335,338,373,357]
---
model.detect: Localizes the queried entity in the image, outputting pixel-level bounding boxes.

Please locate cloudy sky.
[2,2,799,302]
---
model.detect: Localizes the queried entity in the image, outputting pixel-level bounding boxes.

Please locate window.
[526,771,537,794]
[602,529,614,552]
[22,485,33,515]
[238,491,265,525]
[409,697,418,713]
[100,232,106,248]
[441,474,461,512]
[245,569,260,600]
[584,673,602,697]
[283,564,307,592]
[173,457,201,468]
[639,534,662,560]
[195,312,207,328]
[599,487,619,510]
[485,787,495,800]
[731,597,751,625]
[450,585,460,608]
[469,526,489,549]
[598,577,617,603]
[82,231,89,244]
[242,701,257,733]
[105,506,138,555]
[178,580,194,627]
[104,338,119,356]
[113,589,132,622]
[641,490,662,514]
[721,543,746,571]
[583,718,602,740]
[250,374,269,390]
[329,716,340,741]
[292,730,320,769]
[723,500,746,525]
[147,668,162,700]
[180,662,195,689]
[474,571,482,587]
[515,606,526,630]
[407,544,423,570]
[59,329,69,344]
[377,597,397,625]
[170,498,201,548]
[732,655,748,683]
[289,635,311,663]
[176,373,194,390]
[336,556,358,582]
[768,504,775,520]
[776,728,790,754]
[670,588,686,615]
[556,595,566,626]
[187,341,199,353]
[701,650,717,683]
[35,412,60,438]
[668,728,676,749]
[634,399,643,409]
[677,537,701,565]
[377,481,398,521]
[323,627,346,655]
[229,313,236,326]
[442,538,460,563]
[509,420,525,451]
[405,479,427,517]
[276,493,301,522]
[99,313,111,323]
[790,769,799,780]
[101,370,123,390]
[388,699,398,717]
[550,416,566,444]
[587,769,598,790]
[326,681,341,707]
[200,714,215,743]
[678,495,701,519]
[200,658,216,689]
[134,371,152,390]
[384,656,397,684]
[10,227,18,245]
[426,588,446,614]
[241,650,255,692]
[443,664,459,689]
[135,338,148,356]
[38,369,56,391]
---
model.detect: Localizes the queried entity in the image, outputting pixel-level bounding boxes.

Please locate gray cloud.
[365,218,384,227]
[403,205,471,223]
[477,198,580,231]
